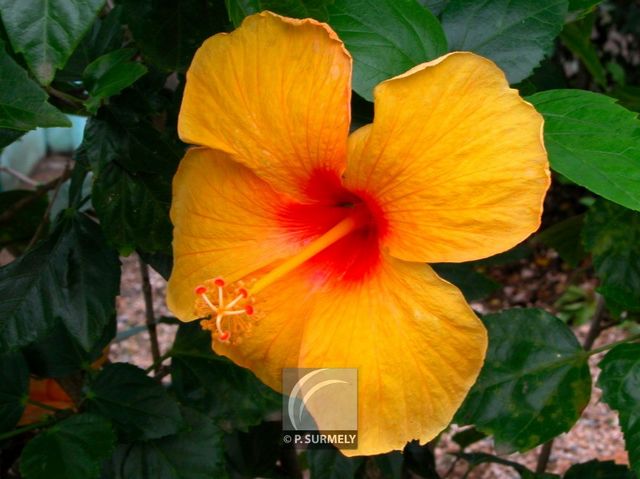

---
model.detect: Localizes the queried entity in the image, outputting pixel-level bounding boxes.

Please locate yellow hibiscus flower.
[166,11,549,456]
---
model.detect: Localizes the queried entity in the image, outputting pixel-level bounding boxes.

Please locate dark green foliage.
[432,263,499,301]
[121,0,229,72]
[106,407,225,479]
[23,316,115,377]
[83,49,148,113]
[441,0,568,83]
[0,190,48,248]
[0,0,105,84]
[564,460,637,479]
[457,309,591,452]
[536,215,586,267]
[598,345,640,477]
[20,413,116,479]
[85,363,184,441]
[225,0,334,25]
[0,213,120,351]
[307,448,365,479]
[529,90,640,212]
[170,322,280,430]
[0,352,29,432]
[0,41,70,131]
[583,199,640,311]
[328,0,447,100]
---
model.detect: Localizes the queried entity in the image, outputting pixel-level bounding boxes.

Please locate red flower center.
[278,169,388,282]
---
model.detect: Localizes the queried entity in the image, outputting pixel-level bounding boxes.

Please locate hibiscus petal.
[344,52,549,263]
[215,254,487,456]
[179,12,352,200]
[166,147,300,321]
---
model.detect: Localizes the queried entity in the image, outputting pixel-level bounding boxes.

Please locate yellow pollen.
[194,212,365,344]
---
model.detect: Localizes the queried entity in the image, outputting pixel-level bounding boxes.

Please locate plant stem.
[0,418,55,442]
[26,162,70,251]
[0,166,40,187]
[145,351,171,374]
[46,86,85,109]
[140,258,162,373]
[587,332,640,356]
[26,399,66,413]
[535,441,554,474]
[536,293,606,473]
[0,168,73,226]
[583,294,606,350]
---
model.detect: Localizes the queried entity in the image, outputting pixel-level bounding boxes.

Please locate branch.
[0,165,40,187]
[0,168,73,225]
[140,258,161,372]
[0,418,57,442]
[25,162,70,250]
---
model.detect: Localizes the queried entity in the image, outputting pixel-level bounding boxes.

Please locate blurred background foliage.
[1,0,640,478]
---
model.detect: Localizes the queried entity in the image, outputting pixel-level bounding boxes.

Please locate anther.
[193,276,258,345]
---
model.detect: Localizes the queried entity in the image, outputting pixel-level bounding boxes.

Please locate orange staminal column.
[194,211,366,344]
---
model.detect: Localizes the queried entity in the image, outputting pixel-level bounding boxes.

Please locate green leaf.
[82,113,180,176]
[20,413,116,479]
[372,451,404,479]
[0,351,29,432]
[225,421,283,477]
[82,110,180,254]
[564,460,637,479]
[611,85,640,113]
[528,90,640,212]
[224,0,258,26]
[121,0,228,72]
[560,15,606,87]
[57,6,125,83]
[536,214,586,267]
[0,128,25,148]
[418,0,448,16]
[451,427,487,450]
[432,263,499,301]
[515,58,568,96]
[92,162,173,255]
[108,407,225,479]
[441,0,568,84]
[582,199,640,311]
[327,0,447,101]
[83,49,147,113]
[456,308,591,452]
[307,448,364,479]
[0,213,120,351]
[403,441,439,478]
[457,452,559,479]
[86,363,183,441]
[0,42,70,131]
[23,314,115,377]
[0,190,48,248]
[224,0,333,26]
[598,344,640,477]
[568,0,602,12]
[0,0,105,84]
[170,322,280,430]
